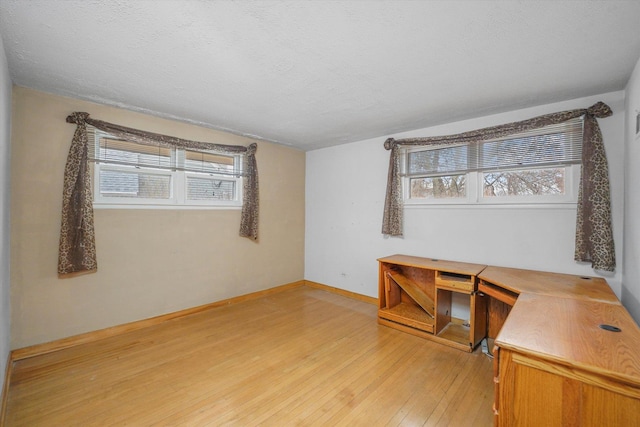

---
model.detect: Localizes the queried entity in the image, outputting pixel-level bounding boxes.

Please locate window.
[403,118,583,204]
[90,128,243,207]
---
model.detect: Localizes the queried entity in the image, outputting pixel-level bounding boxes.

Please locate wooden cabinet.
[377,255,486,352]
[435,272,487,351]
[479,266,640,425]
[492,294,640,426]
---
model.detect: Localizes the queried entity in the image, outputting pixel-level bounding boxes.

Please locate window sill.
[404,201,577,210]
[93,203,242,210]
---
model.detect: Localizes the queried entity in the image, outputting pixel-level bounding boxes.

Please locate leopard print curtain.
[58,113,97,277]
[58,112,259,277]
[382,102,615,272]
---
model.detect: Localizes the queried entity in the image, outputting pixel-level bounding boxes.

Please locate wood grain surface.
[4,286,494,426]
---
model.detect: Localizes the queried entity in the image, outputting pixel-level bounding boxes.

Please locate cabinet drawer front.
[436,280,474,292]
[435,271,475,292]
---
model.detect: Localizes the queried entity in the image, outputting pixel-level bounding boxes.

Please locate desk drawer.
[435,271,475,292]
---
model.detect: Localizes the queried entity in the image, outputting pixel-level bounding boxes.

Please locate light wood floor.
[4,286,494,426]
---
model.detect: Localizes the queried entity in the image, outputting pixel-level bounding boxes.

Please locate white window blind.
[406,117,583,176]
[477,118,583,171]
[94,137,174,169]
[88,126,243,207]
[88,127,242,177]
[407,144,470,176]
[181,150,236,175]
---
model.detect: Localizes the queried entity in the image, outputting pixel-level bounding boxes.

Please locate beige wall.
[10,87,305,349]
[0,34,12,387]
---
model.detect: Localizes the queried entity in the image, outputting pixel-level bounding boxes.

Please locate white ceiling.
[1,1,640,151]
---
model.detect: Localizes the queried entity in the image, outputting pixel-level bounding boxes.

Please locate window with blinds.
[404,118,583,203]
[89,128,243,207]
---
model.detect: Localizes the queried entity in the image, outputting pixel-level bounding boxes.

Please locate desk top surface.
[378,254,487,276]
[496,293,640,386]
[479,265,619,303]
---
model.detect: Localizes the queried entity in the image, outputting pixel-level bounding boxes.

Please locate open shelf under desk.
[437,322,472,351]
[378,305,476,352]
[386,271,435,318]
[378,303,434,333]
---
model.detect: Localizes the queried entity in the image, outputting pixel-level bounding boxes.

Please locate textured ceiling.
[1,0,640,150]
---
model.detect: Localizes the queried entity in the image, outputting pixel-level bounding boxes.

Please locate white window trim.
[91,130,244,210]
[403,166,580,207]
[402,143,581,207]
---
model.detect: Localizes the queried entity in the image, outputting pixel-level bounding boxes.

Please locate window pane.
[99,170,171,199]
[98,137,173,169]
[483,168,565,197]
[410,175,466,199]
[186,176,235,200]
[479,128,581,170]
[408,145,468,175]
[184,150,235,175]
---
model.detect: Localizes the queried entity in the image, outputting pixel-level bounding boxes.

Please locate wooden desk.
[478,265,621,340]
[479,267,640,426]
[497,293,640,386]
[376,255,640,425]
[377,255,487,352]
[479,265,619,303]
